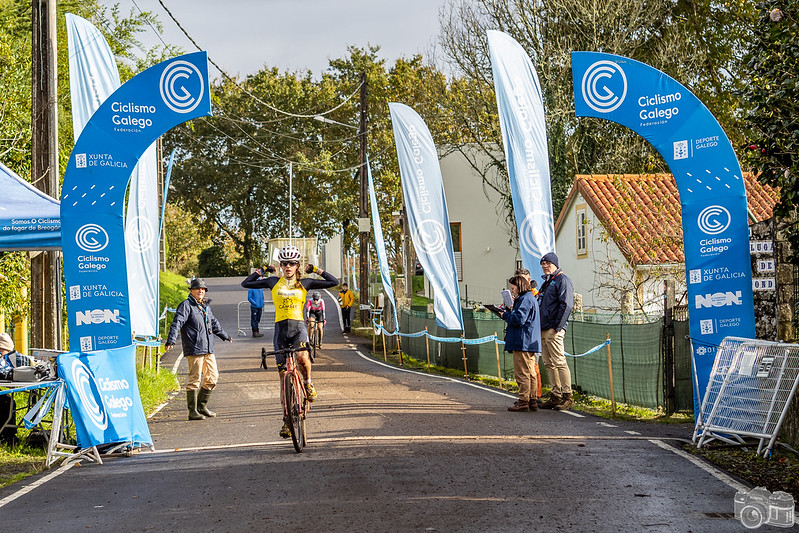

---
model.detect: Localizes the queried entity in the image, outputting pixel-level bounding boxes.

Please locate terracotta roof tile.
[555,173,780,266]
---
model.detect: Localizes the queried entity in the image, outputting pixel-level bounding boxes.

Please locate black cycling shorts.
[273,319,309,370]
[307,310,324,323]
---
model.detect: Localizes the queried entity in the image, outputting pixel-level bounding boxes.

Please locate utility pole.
[31,0,61,349]
[358,72,369,326]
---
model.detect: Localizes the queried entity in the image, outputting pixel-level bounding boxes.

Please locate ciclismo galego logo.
[125,216,155,254]
[697,205,732,235]
[581,60,628,114]
[414,219,448,255]
[75,223,109,252]
[519,211,554,257]
[159,60,204,114]
[70,359,109,431]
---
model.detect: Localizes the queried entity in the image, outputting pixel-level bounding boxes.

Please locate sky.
[106,0,449,78]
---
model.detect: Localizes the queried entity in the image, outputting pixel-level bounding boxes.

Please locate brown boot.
[539,394,562,409]
[529,398,538,412]
[555,393,574,411]
[508,400,530,412]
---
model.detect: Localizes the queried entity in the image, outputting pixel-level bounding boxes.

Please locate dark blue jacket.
[502,291,541,352]
[166,296,230,355]
[538,269,574,331]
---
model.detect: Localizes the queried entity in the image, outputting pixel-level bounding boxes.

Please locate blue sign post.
[571,52,755,414]
[61,52,211,352]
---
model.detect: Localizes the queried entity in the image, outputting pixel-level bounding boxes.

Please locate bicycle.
[306,318,323,360]
[261,345,311,453]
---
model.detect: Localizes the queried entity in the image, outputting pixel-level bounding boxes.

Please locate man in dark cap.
[165,278,232,420]
[538,252,575,410]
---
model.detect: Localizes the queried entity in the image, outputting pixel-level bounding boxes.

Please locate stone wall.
[751,217,799,447]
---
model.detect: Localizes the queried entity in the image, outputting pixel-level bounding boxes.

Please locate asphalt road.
[0,277,771,532]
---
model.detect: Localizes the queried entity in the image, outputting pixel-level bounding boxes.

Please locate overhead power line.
[156,0,363,120]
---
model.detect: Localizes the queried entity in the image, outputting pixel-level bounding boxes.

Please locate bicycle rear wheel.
[283,372,304,453]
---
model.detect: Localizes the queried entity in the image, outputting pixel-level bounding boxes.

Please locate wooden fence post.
[606,333,616,418]
[461,335,468,378]
[425,326,430,372]
[494,332,502,387]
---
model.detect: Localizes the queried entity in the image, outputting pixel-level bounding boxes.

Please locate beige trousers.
[541,329,572,396]
[512,351,538,403]
[185,353,218,391]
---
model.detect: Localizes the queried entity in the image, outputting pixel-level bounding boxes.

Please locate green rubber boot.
[197,388,216,418]
[187,390,206,421]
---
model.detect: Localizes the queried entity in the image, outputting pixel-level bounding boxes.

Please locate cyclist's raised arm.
[302,265,339,289]
[241,269,279,289]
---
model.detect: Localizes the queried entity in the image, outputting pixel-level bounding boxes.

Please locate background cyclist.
[240,245,338,438]
[305,292,326,348]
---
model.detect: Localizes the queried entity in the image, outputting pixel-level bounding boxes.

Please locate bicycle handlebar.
[263,346,310,356]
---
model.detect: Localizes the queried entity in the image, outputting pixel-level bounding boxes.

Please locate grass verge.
[0,363,179,489]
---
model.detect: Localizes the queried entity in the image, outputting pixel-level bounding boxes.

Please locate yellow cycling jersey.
[240,268,339,324]
[272,277,307,322]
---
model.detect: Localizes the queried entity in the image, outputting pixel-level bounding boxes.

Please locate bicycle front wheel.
[283,372,304,453]
[311,327,319,358]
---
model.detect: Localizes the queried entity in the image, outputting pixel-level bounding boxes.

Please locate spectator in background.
[500,275,541,412]
[338,282,354,333]
[514,267,542,404]
[165,278,232,421]
[537,253,575,411]
[249,270,266,338]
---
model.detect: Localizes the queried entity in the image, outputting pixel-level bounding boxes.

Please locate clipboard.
[484,304,504,318]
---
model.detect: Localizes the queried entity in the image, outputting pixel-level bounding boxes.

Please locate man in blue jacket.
[537,252,575,411]
[248,271,266,338]
[165,278,232,420]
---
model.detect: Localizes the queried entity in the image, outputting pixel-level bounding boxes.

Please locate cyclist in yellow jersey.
[240,245,338,438]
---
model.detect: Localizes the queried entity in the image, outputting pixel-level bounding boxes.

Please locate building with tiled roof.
[554,173,780,317]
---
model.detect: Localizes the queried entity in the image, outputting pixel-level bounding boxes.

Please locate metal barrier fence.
[391,307,693,412]
[694,337,799,457]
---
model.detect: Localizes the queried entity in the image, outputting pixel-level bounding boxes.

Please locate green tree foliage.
[743,2,799,262]
[164,48,455,271]
[0,1,176,316]
[163,203,214,276]
[437,0,756,232]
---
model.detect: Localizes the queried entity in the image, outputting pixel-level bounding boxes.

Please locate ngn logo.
[695,291,742,309]
[76,309,121,326]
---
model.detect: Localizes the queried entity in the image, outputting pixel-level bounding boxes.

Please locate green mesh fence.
[397,308,693,411]
[564,321,662,409]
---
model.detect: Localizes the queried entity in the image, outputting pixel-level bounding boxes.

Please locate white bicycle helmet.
[312,292,321,300]
[277,245,302,262]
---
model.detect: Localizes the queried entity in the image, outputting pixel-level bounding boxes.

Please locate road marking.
[648,439,749,492]
[0,463,74,509]
[171,351,184,374]
[148,434,693,454]
[354,350,515,399]
[597,422,617,427]
[352,349,588,419]
[322,288,343,331]
[625,430,641,435]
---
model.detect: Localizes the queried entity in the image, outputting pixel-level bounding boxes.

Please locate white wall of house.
[436,148,519,306]
[320,233,343,280]
[555,190,683,318]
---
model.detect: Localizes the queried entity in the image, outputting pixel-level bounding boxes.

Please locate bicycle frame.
[261,346,310,452]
